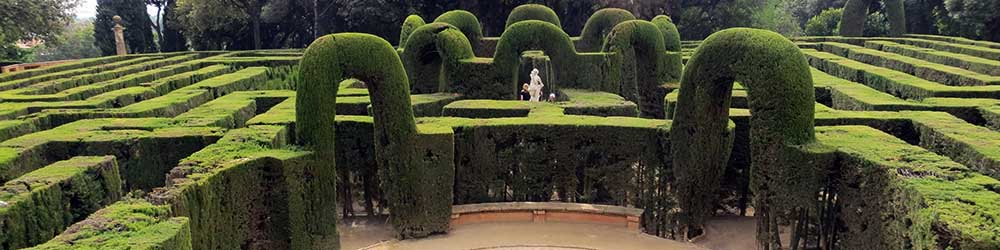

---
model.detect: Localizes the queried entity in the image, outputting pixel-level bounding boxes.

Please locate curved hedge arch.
[839,0,906,36]
[494,20,579,97]
[402,23,475,94]
[433,10,483,53]
[601,20,665,118]
[399,15,426,47]
[651,15,682,52]
[578,8,636,52]
[670,28,818,245]
[298,33,453,239]
[505,4,562,30]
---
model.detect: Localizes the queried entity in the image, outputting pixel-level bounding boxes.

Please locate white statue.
[528,68,545,102]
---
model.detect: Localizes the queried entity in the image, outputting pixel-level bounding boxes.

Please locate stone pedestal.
[113,16,127,55]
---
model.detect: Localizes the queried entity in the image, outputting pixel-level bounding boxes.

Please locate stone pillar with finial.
[113,15,128,55]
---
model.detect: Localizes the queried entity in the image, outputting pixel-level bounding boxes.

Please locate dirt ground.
[339,216,763,250]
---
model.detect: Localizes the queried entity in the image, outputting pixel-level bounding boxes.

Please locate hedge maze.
[0,4,997,250]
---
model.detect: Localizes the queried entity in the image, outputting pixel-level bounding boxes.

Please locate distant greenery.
[0,0,79,62]
[33,19,102,62]
[805,8,842,35]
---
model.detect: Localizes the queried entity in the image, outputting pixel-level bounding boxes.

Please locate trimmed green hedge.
[577,8,636,52]
[505,4,561,30]
[442,100,533,118]
[298,33,454,239]
[0,156,122,249]
[817,126,1000,249]
[26,199,192,250]
[865,40,1000,76]
[399,15,426,47]
[813,42,1000,86]
[493,21,610,97]
[670,28,822,246]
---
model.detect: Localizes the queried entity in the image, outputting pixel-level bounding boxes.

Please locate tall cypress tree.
[94,0,158,55]
[160,0,187,52]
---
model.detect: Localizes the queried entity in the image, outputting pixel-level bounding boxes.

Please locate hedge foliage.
[670,28,821,245]
[504,4,562,30]
[402,23,475,94]
[651,15,682,52]
[298,33,454,239]
[399,15,426,48]
[601,20,666,118]
[26,199,192,250]
[433,10,484,54]
[0,156,122,249]
[577,8,636,52]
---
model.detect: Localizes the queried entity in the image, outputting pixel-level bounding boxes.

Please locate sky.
[74,0,158,19]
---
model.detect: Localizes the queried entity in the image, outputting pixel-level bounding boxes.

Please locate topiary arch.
[433,10,483,54]
[401,23,476,94]
[505,4,562,30]
[651,15,681,52]
[578,8,636,52]
[297,33,455,239]
[839,0,906,36]
[601,20,665,118]
[399,15,426,47]
[670,28,828,248]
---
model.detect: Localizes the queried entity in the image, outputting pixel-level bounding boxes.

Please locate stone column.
[113,15,128,55]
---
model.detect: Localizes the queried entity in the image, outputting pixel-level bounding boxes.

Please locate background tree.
[222,0,270,49]
[33,18,102,61]
[94,0,158,55]
[804,8,843,35]
[147,0,188,52]
[0,0,79,61]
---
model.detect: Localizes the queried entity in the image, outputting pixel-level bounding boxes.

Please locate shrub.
[839,0,906,36]
[651,15,682,52]
[601,20,666,118]
[804,8,842,36]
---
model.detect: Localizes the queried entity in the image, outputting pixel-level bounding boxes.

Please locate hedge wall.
[577,8,636,52]
[0,156,122,249]
[493,21,611,98]
[505,4,562,30]
[26,199,193,250]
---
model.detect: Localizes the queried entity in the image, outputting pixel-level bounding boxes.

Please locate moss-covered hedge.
[505,4,562,30]
[0,156,122,249]
[670,28,823,246]
[577,8,636,52]
[493,20,610,98]
[26,199,193,250]
[817,126,1000,249]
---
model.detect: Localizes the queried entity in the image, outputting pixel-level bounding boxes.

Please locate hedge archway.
[839,0,906,36]
[601,20,664,118]
[401,23,475,94]
[651,15,681,52]
[670,28,821,248]
[298,33,453,239]
[494,20,579,97]
[399,15,426,47]
[434,10,483,53]
[578,8,636,52]
[505,4,562,30]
